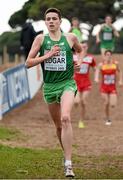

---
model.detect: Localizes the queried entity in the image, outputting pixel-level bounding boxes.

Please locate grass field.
[0,126,22,140]
[0,127,123,179]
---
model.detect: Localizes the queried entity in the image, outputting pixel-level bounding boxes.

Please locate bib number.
[104,74,115,85]
[44,51,66,71]
[103,32,112,40]
[80,64,88,74]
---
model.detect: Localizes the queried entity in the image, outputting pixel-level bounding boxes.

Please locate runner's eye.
[46,17,58,21]
[82,46,87,48]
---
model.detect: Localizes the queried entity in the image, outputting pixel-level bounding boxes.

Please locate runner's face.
[105,52,112,61]
[81,43,88,52]
[105,16,112,24]
[72,20,79,27]
[45,12,61,32]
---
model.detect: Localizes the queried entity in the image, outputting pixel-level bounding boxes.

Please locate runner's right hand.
[47,45,61,58]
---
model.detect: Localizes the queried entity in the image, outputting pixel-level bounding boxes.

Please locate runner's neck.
[49,30,62,41]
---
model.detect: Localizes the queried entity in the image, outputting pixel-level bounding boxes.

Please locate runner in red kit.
[95,50,122,125]
[74,41,96,128]
[101,61,117,94]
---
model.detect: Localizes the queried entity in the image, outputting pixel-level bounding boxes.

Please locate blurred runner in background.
[70,17,82,43]
[94,50,122,125]
[74,41,96,128]
[96,15,119,58]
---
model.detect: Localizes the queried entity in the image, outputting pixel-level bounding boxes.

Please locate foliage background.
[0,0,123,56]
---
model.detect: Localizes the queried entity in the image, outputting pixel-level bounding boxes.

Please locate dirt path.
[0,55,123,156]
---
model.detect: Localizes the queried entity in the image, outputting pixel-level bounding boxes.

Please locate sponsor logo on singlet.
[83,56,93,63]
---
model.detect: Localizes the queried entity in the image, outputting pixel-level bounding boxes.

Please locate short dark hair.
[82,40,88,44]
[72,17,79,21]
[105,14,112,19]
[104,49,113,55]
[44,8,62,19]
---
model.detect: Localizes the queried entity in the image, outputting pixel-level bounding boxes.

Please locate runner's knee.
[110,103,116,108]
[61,115,70,128]
[110,100,117,108]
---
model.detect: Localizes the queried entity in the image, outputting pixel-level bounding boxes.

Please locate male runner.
[25,8,83,177]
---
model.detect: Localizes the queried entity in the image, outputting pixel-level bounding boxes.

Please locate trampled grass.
[0,144,123,179]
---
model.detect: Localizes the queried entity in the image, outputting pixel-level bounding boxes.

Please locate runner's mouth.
[49,25,54,28]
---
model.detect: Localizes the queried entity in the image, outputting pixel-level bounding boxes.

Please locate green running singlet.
[71,28,82,43]
[100,25,115,50]
[39,34,74,83]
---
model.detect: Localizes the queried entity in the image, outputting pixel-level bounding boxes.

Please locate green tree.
[9,0,117,28]
[1,0,121,56]
[0,31,21,55]
[9,0,34,27]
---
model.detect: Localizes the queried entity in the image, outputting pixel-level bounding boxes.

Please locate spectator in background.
[96,15,120,58]
[70,17,82,43]
[20,19,36,59]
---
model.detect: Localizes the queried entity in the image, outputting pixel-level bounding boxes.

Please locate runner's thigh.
[61,91,75,117]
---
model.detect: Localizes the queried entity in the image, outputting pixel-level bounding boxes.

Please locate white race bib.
[104,74,115,85]
[103,32,112,40]
[44,51,66,71]
[80,63,89,74]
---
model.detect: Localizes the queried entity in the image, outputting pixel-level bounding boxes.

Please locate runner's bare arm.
[71,34,85,65]
[116,62,123,85]
[25,35,60,68]
[66,33,82,53]
[96,25,103,43]
[94,63,102,83]
[112,25,120,37]
[67,33,83,66]
[72,35,82,53]
[92,57,97,72]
